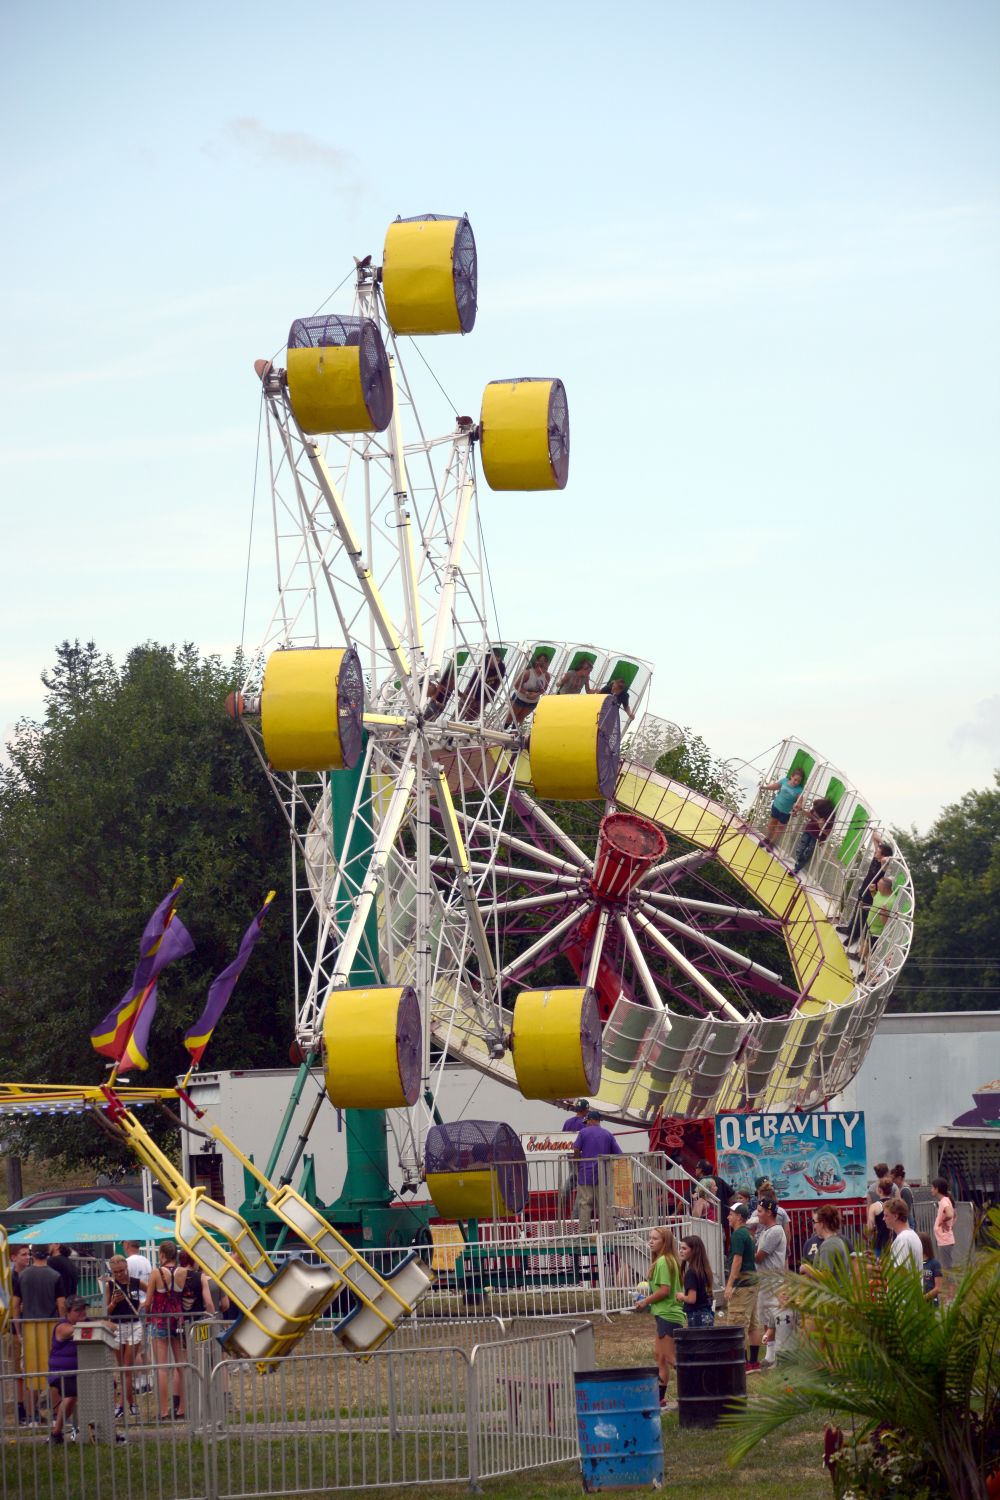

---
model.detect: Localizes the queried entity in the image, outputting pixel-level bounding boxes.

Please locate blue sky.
[3,0,998,830]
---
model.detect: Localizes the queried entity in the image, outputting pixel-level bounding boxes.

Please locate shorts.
[726,1284,762,1349]
[49,1374,78,1400]
[769,806,791,825]
[116,1321,144,1348]
[686,1306,715,1328]
[654,1316,682,1338]
[511,694,539,711]
[757,1288,780,1330]
[150,1319,182,1340]
[937,1242,955,1270]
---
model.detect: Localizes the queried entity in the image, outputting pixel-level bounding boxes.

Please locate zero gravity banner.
[714,1111,867,1200]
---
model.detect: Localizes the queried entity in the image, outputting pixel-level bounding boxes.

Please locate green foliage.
[891,773,1000,1014]
[725,1227,1000,1499]
[0,640,292,1168]
[654,728,743,810]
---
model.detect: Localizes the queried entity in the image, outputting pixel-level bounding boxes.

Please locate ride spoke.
[614,911,665,1013]
[637,848,717,887]
[635,899,783,983]
[640,890,765,921]
[510,790,594,869]
[483,890,582,917]
[583,906,612,990]
[630,908,746,1021]
[428,757,500,999]
[498,905,588,984]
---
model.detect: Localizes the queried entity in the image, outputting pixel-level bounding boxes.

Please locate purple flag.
[183,894,275,1065]
[91,882,194,1066]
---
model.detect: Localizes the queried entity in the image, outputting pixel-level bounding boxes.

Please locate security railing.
[0,1355,205,1500]
[0,1319,584,1499]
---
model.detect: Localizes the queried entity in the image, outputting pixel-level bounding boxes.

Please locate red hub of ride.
[590,812,667,902]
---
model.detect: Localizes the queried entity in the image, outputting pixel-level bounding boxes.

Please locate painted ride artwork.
[802,1152,847,1194]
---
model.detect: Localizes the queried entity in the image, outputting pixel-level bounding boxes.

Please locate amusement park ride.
[0,213,914,1362]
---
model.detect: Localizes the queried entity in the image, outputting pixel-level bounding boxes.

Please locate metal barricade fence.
[469,1330,578,1481]
[210,1345,472,1497]
[914,1198,974,1265]
[595,1217,725,1311]
[783,1203,869,1265]
[0,1356,206,1500]
[0,1316,591,1500]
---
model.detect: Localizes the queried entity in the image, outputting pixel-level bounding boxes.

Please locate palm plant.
[724,1233,1000,1500]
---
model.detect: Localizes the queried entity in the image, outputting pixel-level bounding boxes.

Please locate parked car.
[7,1183,171,1216]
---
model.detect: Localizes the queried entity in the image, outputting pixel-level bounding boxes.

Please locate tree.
[0,641,293,1168]
[653,728,743,811]
[891,774,1000,1014]
[726,1233,1000,1498]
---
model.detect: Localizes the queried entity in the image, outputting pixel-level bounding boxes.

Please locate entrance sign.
[715,1111,867,1200]
[520,1131,576,1161]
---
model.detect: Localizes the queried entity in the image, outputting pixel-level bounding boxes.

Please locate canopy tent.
[8,1197,175,1245]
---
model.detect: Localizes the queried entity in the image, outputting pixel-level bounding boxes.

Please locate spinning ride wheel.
[233,214,912,1197]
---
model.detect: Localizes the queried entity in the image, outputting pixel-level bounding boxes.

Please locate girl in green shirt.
[634,1225,685,1406]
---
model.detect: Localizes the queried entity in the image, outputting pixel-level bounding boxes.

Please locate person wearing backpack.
[143,1242,189,1421]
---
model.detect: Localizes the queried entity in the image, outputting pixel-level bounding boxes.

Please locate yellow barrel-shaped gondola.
[480,378,569,490]
[382,214,477,335]
[286,315,392,434]
[529,694,621,801]
[323,986,421,1109]
[424,1121,528,1220]
[261,646,364,772]
[423,1171,500,1220]
[512,987,603,1099]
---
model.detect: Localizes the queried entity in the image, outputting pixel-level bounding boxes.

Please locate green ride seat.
[837,804,869,866]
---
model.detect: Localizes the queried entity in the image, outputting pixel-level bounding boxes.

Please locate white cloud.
[952,695,1000,758]
[219,118,360,193]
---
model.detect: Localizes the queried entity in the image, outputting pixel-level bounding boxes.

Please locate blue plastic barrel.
[574,1366,663,1491]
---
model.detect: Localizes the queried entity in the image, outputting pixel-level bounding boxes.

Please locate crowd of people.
[593,1136,962,1406]
[8,1235,239,1443]
[713,1157,959,1378]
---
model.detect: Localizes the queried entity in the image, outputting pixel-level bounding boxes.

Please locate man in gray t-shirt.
[15,1247,65,1424]
[753,1199,788,1340]
[17,1250,64,1319]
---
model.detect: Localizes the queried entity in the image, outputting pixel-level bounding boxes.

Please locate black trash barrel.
[673,1324,747,1428]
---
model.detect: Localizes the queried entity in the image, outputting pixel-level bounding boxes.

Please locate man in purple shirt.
[573,1109,623,1234]
[562,1100,589,1132]
[557,1101,589,1216]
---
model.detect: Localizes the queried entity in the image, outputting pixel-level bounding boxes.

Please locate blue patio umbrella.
[8,1196,175,1245]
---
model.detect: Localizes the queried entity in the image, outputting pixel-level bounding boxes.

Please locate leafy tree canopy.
[653,728,743,811]
[891,772,1000,1014]
[0,640,292,1168]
